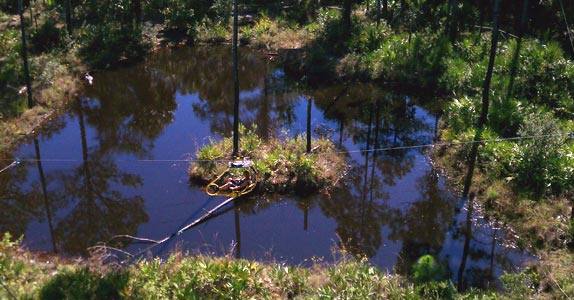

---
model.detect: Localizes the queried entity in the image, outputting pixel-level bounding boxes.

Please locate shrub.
[514,112,567,198]
[79,24,150,69]
[195,19,229,44]
[162,0,196,34]
[443,96,479,137]
[39,268,131,300]
[30,19,66,53]
[500,270,539,299]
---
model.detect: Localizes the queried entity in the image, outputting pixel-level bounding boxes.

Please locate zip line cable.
[1,132,571,168]
[339,132,574,155]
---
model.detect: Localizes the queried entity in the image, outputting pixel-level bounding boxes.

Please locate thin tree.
[479,0,500,128]
[447,0,458,42]
[65,0,72,34]
[343,0,352,35]
[132,0,142,27]
[376,0,381,26]
[505,0,529,103]
[383,0,388,22]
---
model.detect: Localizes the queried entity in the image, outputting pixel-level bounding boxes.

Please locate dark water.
[0,46,530,289]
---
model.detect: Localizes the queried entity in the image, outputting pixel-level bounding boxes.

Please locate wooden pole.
[232,0,239,157]
[18,0,33,109]
[306,97,312,153]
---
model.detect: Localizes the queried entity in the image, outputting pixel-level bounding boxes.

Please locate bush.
[39,268,131,300]
[30,19,66,53]
[195,19,229,43]
[79,24,150,69]
[0,29,26,117]
[500,270,539,299]
[514,112,567,198]
[0,30,22,87]
[162,0,196,34]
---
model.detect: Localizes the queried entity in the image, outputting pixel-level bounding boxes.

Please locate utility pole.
[18,0,33,108]
[232,0,239,157]
[306,97,312,153]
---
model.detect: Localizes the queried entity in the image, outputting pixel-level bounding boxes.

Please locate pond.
[0,46,530,289]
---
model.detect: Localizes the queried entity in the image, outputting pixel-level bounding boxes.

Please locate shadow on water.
[0,45,532,289]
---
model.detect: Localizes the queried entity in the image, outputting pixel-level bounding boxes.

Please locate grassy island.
[189,126,348,196]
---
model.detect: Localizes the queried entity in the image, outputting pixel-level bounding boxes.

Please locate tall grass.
[1,230,544,299]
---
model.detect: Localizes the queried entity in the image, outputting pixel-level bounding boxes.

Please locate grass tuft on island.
[189,126,348,195]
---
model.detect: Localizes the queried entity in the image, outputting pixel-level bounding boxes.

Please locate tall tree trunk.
[343,0,352,35]
[480,0,500,127]
[132,0,142,28]
[376,0,381,26]
[18,0,33,109]
[383,0,388,22]
[447,0,458,42]
[503,0,529,135]
[29,1,37,29]
[65,0,72,34]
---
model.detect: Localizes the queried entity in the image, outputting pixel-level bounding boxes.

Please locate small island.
[189,126,348,195]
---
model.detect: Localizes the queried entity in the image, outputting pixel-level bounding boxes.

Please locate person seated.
[219,170,251,191]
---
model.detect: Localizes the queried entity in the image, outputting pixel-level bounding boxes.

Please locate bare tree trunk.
[383,0,388,21]
[343,0,352,35]
[447,0,458,42]
[65,0,72,34]
[132,0,142,28]
[376,0,381,26]
[505,0,529,104]
[480,0,500,127]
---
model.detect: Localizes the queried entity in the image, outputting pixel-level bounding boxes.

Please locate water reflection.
[0,156,42,239]
[393,170,456,276]
[0,46,529,288]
